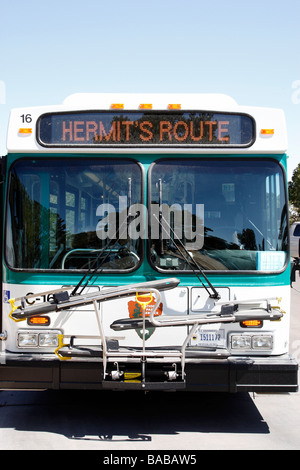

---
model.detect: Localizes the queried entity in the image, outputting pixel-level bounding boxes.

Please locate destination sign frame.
[37,110,255,148]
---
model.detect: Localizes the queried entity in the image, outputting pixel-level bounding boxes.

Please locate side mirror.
[291,257,300,284]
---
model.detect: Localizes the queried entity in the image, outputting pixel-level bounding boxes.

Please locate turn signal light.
[261,129,274,135]
[240,319,262,328]
[28,316,50,325]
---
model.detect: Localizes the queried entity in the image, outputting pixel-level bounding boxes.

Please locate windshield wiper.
[153,212,220,300]
[154,179,220,300]
[71,177,135,296]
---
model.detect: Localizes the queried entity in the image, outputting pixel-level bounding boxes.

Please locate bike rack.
[8,278,284,390]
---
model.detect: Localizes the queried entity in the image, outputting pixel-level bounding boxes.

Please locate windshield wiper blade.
[153,212,220,300]
[71,177,135,296]
[155,178,219,300]
[70,235,123,297]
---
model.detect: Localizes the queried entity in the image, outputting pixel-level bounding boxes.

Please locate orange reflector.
[28,316,50,325]
[241,319,262,327]
[261,129,274,135]
[19,128,32,134]
[139,104,153,109]
[111,103,124,109]
[168,104,181,109]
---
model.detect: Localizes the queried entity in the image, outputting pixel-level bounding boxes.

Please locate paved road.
[0,279,299,451]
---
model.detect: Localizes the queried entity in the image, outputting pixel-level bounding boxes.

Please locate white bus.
[0,93,298,392]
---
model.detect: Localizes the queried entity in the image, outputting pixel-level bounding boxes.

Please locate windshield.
[6,157,288,273]
[149,159,288,271]
[6,158,143,271]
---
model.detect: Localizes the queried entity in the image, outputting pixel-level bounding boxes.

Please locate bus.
[0,93,298,392]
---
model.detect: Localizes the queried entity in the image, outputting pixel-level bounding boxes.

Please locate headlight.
[230,333,273,351]
[17,330,61,349]
[231,335,251,349]
[18,333,39,347]
[252,335,273,350]
[39,333,59,347]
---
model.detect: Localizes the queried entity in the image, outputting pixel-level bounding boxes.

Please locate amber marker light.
[261,129,274,135]
[139,104,153,109]
[19,128,32,134]
[168,104,181,109]
[111,103,124,109]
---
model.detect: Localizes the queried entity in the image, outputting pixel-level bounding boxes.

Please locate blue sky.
[0,0,299,178]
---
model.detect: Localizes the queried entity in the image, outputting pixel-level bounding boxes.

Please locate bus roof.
[6,93,288,154]
[63,93,239,109]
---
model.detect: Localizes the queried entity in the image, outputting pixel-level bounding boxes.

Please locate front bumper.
[0,352,297,393]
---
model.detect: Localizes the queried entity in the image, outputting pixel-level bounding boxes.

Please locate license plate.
[190,329,225,348]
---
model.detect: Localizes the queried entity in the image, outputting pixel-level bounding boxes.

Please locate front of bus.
[0,93,298,392]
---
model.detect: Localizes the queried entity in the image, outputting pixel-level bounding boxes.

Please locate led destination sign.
[37,111,255,148]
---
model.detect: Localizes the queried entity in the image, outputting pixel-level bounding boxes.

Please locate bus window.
[6,158,143,271]
[149,159,288,272]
